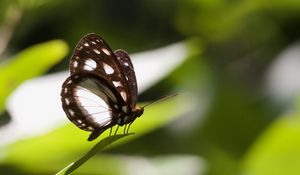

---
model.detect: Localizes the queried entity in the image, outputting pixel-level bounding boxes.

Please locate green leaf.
[241,109,300,175]
[0,94,194,174]
[56,134,132,175]
[0,40,68,112]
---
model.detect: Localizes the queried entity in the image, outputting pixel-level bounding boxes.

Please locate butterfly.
[60,33,144,141]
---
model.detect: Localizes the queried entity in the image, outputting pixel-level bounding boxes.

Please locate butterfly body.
[61,33,143,141]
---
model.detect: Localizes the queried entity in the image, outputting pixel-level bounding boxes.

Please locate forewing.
[61,73,126,132]
[114,49,138,108]
[69,33,130,104]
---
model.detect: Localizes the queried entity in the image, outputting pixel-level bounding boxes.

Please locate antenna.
[142,94,178,108]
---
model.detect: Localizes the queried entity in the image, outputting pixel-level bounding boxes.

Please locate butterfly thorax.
[115,106,144,126]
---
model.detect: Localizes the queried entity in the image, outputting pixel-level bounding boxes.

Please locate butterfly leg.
[114,125,119,135]
[126,122,133,134]
[109,127,112,136]
[123,124,127,134]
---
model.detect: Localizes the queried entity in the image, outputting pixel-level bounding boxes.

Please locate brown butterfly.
[61,33,143,141]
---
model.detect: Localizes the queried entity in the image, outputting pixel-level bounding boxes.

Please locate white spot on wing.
[112,81,122,87]
[124,62,129,66]
[73,61,78,68]
[84,43,89,47]
[65,98,70,105]
[103,63,114,74]
[122,105,128,113]
[82,59,97,71]
[91,41,96,45]
[86,59,97,69]
[93,49,100,54]
[102,48,111,55]
[121,91,127,101]
[64,88,68,94]
[83,65,94,71]
[68,109,75,116]
[77,119,82,124]
[74,85,112,127]
[114,104,119,109]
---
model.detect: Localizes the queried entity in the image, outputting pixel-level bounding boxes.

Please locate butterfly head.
[134,106,144,118]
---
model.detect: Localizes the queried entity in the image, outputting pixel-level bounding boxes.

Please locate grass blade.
[56,133,133,175]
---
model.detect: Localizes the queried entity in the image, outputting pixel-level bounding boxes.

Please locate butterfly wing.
[114,49,138,109]
[69,33,133,106]
[61,73,126,140]
[62,34,141,140]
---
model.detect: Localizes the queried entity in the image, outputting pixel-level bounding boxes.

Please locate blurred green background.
[1,0,300,174]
